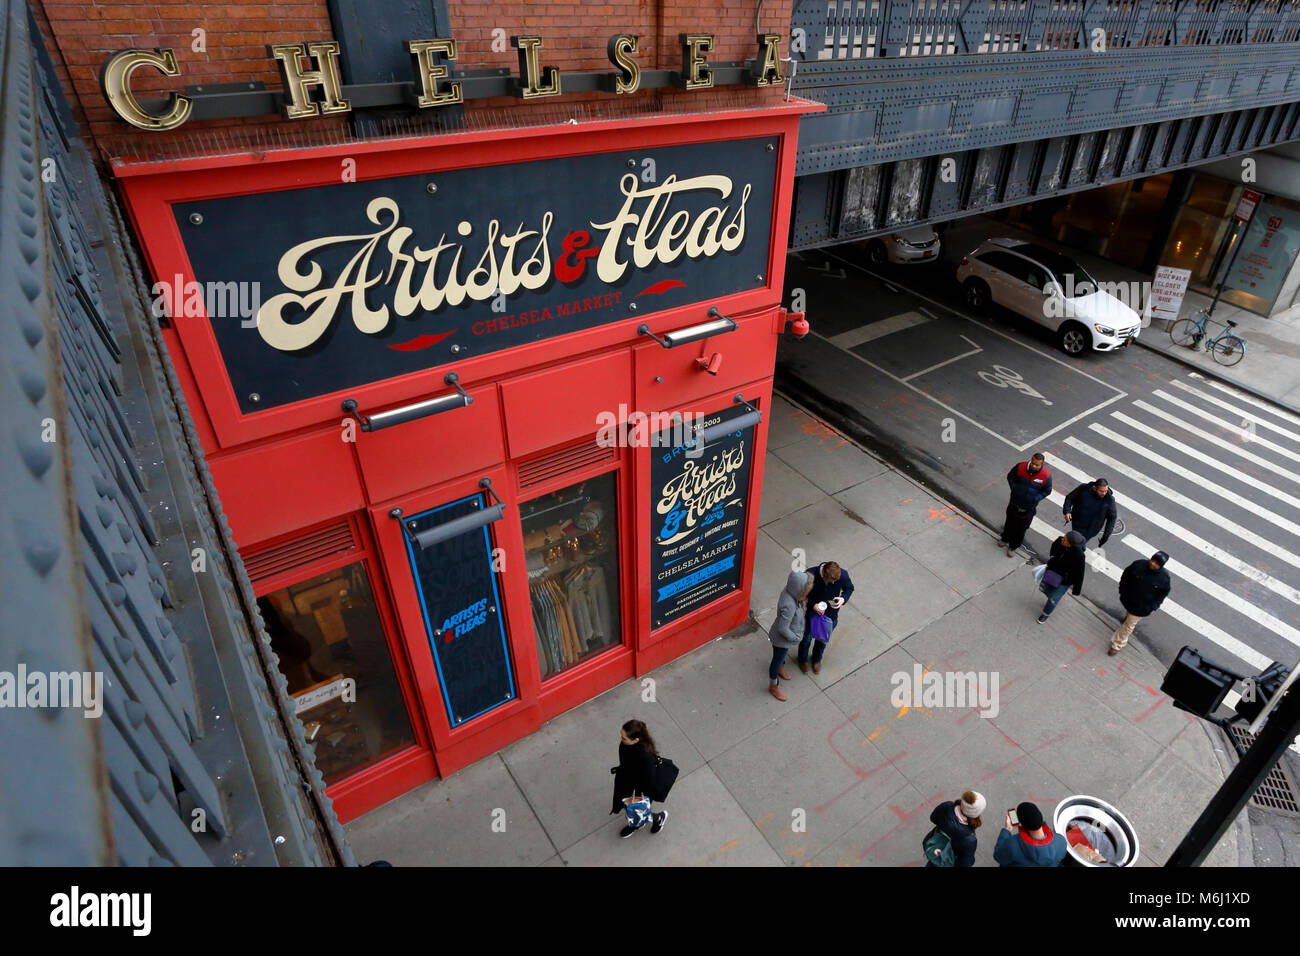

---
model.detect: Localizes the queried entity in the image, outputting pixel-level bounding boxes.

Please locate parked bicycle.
[1168,311,1246,367]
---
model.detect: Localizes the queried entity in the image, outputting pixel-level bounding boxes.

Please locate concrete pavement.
[344,395,1244,867]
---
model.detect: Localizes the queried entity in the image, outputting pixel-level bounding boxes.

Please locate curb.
[1134,330,1300,421]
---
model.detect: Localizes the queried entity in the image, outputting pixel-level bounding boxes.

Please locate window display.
[258,561,415,783]
[520,473,621,680]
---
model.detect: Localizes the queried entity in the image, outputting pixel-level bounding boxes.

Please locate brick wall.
[33,0,793,162]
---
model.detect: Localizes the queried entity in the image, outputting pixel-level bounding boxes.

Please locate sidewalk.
[344,395,1244,867]
[941,215,1300,413]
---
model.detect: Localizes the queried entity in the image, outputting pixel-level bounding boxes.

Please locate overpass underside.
[789,0,1300,249]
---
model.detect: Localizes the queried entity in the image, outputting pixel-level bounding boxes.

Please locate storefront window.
[1219,197,1300,316]
[521,473,622,680]
[258,561,415,784]
[1159,176,1239,288]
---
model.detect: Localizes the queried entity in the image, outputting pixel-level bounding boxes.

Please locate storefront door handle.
[637,307,737,348]
[341,372,471,432]
[393,478,506,550]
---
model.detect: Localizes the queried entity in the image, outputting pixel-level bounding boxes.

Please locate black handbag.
[647,754,679,802]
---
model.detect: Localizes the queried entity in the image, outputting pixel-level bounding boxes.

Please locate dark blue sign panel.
[402,495,513,726]
[650,404,754,630]
[172,137,778,412]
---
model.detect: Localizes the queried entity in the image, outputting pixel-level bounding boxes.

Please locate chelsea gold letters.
[102,33,785,130]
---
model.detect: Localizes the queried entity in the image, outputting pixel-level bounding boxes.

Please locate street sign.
[1149,264,1192,322]
[1234,188,1261,223]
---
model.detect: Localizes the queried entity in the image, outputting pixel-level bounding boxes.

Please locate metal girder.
[2,0,353,866]
[792,0,1300,177]
[791,101,1300,249]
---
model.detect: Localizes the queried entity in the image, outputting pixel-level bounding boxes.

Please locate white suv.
[955,238,1142,355]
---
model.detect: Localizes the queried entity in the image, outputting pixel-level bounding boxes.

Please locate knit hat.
[1065,531,1085,547]
[960,792,986,819]
[1017,801,1045,831]
[1152,551,1169,567]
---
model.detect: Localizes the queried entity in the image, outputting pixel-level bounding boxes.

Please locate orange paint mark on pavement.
[720,840,739,852]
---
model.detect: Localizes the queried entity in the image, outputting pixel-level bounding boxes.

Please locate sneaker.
[620,824,642,839]
[651,811,668,834]
[1037,613,1048,624]
[1006,547,1016,557]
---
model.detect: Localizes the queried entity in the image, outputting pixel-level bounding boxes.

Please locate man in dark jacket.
[798,561,854,675]
[1037,531,1086,623]
[1110,551,1172,655]
[994,802,1068,866]
[999,453,1053,556]
[1063,478,1118,549]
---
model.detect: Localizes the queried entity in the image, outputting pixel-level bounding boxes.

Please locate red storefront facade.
[113,99,816,822]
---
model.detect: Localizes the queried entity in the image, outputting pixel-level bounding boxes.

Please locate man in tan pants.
[1110,551,1171,655]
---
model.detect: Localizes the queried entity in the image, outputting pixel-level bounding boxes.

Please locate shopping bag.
[624,793,652,829]
[648,756,679,803]
[1031,564,1046,586]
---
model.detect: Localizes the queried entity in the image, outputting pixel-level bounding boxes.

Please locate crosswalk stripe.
[1045,444,1300,608]
[1152,389,1300,468]
[1027,516,1272,671]
[1073,427,1300,542]
[1171,379,1300,444]
[1195,374,1300,429]
[1050,440,1300,567]
[1112,410,1300,516]
[1131,399,1300,488]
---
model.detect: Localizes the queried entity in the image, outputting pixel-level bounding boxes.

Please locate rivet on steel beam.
[426,182,438,194]
[450,344,462,353]
[767,143,775,151]
[189,212,203,225]
[248,393,261,403]
[125,699,148,728]
[135,770,160,801]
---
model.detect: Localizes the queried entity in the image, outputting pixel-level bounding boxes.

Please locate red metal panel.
[208,430,365,549]
[633,308,779,411]
[500,351,632,459]
[352,383,505,506]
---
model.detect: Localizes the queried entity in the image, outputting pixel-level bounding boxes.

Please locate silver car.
[955,238,1142,356]
[865,225,941,266]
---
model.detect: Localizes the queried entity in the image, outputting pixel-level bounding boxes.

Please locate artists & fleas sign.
[173,137,777,412]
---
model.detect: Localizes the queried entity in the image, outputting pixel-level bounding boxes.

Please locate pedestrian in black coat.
[926,790,984,868]
[1037,531,1086,622]
[1063,478,1118,548]
[1110,551,1171,655]
[609,719,668,838]
[999,453,1053,555]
